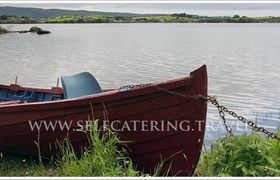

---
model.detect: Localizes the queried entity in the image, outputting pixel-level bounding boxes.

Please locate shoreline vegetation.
[195,132,280,176]
[1,127,279,176]
[1,14,280,34]
[1,14,280,24]
[0,121,160,177]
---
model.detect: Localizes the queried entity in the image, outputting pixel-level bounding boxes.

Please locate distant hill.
[0,6,141,19]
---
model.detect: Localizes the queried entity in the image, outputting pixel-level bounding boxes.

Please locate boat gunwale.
[0,84,63,94]
[0,75,194,110]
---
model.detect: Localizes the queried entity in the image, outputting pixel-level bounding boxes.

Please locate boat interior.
[0,72,103,105]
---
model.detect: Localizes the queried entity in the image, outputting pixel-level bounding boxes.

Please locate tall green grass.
[195,132,280,176]
[57,121,146,176]
[0,121,153,176]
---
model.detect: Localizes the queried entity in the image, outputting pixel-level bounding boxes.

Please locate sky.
[1,3,280,16]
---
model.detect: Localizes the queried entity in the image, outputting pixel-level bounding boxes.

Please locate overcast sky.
[1,3,280,16]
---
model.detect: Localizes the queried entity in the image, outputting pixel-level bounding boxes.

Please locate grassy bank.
[0,122,153,177]
[195,132,280,176]
[1,125,279,176]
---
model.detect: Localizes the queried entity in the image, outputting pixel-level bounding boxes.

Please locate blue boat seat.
[12,90,37,102]
[0,89,9,101]
[61,72,102,99]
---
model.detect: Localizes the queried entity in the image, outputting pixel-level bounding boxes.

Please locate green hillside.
[0,6,139,19]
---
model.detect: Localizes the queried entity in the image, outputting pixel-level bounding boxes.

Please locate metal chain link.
[119,83,152,92]
[118,83,280,141]
[208,95,280,141]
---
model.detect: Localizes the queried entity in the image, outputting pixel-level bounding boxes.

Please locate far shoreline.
[1,13,280,24]
[2,22,280,24]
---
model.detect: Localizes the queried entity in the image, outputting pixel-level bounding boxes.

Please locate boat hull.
[0,65,207,176]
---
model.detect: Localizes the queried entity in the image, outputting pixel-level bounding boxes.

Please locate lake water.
[1,23,280,147]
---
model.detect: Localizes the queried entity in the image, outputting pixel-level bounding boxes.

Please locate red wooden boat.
[0,65,207,176]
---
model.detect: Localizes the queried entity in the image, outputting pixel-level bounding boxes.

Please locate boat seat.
[0,89,10,101]
[12,90,37,102]
[61,72,102,99]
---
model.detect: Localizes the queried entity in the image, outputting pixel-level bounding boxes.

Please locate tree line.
[1,14,280,24]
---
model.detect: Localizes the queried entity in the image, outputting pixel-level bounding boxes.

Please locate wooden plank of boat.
[0,65,207,176]
[0,100,21,106]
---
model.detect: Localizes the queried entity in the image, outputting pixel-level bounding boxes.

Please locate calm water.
[1,23,280,146]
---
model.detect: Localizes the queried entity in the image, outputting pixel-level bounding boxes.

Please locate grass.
[56,122,146,176]
[195,132,280,176]
[0,154,49,176]
[1,120,280,176]
[0,121,153,177]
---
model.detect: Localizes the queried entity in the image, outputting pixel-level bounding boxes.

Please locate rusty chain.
[118,83,280,141]
[208,96,234,136]
[207,95,280,141]
[119,83,152,92]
